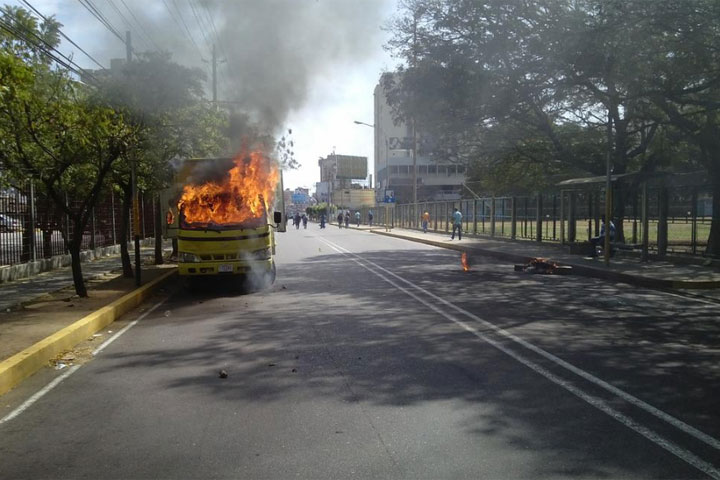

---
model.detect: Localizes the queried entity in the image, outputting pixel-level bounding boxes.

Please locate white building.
[374,73,466,204]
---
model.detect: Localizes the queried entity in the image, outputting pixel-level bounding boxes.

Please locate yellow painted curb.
[0,268,177,397]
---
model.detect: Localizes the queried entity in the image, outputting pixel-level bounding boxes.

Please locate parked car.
[0,214,22,232]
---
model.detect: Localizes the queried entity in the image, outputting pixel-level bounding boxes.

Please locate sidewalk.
[0,248,176,398]
[357,225,720,291]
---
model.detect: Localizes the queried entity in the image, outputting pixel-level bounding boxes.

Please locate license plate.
[218,264,233,273]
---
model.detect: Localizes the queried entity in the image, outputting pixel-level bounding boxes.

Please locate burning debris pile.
[514,258,572,275]
[178,150,279,228]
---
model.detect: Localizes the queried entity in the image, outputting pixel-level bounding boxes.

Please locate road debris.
[515,258,572,275]
[164,310,171,317]
[218,370,228,379]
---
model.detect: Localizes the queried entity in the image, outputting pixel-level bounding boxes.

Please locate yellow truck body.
[163,157,285,284]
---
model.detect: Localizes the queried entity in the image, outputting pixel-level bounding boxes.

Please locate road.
[1,225,720,479]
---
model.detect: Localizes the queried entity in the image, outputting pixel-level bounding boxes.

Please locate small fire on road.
[461,252,470,272]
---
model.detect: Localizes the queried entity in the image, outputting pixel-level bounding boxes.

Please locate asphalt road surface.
[2,225,720,479]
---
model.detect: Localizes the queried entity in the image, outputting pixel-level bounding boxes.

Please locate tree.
[633,0,720,256]
[97,51,227,274]
[0,51,134,296]
[385,0,668,240]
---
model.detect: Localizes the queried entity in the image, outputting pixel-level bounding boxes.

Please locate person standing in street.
[451,207,462,240]
[422,211,430,233]
[355,210,361,227]
[368,210,373,226]
[337,211,344,228]
[344,211,350,228]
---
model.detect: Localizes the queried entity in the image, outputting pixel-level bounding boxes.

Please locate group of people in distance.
[291,212,308,229]
[330,210,374,229]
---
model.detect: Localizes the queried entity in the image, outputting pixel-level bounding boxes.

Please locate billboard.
[335,155,367,179]
[291,193,309,204]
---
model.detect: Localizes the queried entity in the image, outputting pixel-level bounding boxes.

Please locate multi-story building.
[373,73,466,204]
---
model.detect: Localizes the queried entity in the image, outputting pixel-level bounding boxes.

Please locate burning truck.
[162,149,286,287]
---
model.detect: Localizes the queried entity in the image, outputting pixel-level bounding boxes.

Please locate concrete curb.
[371,230,720,290]
[0,268,177,397]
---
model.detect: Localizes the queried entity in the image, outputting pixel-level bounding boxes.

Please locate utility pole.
[127,31,141,286]
[212,43,217,104]
[604,110,612,267]
[411,12,419,227]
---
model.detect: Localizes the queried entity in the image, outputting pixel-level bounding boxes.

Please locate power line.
[170,0,202,55]
[106,0,151,51]
[197,1,238,87]
[77,0,126,44]
[0,16,98,84]
[19,0,107,70]
[118,0,161,51]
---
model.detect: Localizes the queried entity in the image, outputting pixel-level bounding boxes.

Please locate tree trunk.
[705,170,720,258]
[120,186,134,278]
[68,240,87,297]
[154,195,163,265]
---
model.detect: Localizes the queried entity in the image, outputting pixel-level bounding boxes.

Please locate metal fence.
[0,184,158,266]
[379,184,715,256]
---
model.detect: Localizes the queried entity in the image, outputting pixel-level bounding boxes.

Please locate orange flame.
[178,151,278,227]
[461,252,470,271]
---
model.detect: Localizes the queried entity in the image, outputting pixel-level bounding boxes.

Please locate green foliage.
[95,51,228,193]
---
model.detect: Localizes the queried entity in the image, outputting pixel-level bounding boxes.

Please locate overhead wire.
[197,1,238,93]
[77,0,126,45]
[170,0,202,56]
[106,0,151,51]
[0,15,99,84]
[118,0,161,51]
[20,0,107,70]
[187,0,230,93]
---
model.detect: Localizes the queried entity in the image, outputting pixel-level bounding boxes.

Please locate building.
[374,73,466,204]
[317,154,374,209]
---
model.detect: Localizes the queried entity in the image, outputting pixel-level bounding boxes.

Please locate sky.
[7,0,401,192]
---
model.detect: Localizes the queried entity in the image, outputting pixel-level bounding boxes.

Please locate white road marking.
[0,297,168,426]
[319,237,720,479]
[0,365,80,425]
[92,299,167,355]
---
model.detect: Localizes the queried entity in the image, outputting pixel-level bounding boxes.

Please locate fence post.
[141,193,146,238]
[536,194,543,242]
[587,192,593,241]
[29,181,37,262]
[657,187,669,256]
[111,190,117,244]
[481,199,486,233]
[434,202,438,231]
[510,196,517,239]
[560,191,565,244]
[90,207,96,250]
[63,192,70,254]
[691,188,698,255]
[642,182,650,261]
[490,197,496,237]
[552,194,557,240]
[473,199,478,235]
[568,191,577,242]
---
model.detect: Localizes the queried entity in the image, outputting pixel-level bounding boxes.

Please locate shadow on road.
[100,248,720,478]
